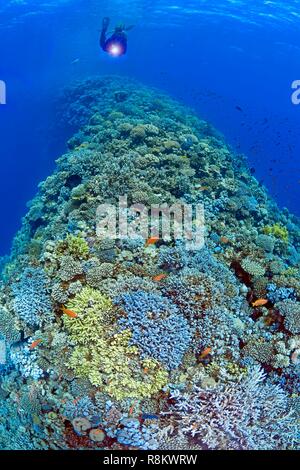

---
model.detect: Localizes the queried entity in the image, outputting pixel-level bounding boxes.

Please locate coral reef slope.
[0,76,299,450]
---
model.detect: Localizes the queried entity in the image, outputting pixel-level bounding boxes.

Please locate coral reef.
[163,365,298,450]
[116,291,192,370]
[11,267,53,328]
[0,76,299,450]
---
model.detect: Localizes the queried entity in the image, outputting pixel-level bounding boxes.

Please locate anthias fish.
[145,236,160,246]
[152,273,167,282]
[62,307,78,318]
[252,298,268,307]
[199,347,212,359]
[29,339,43,350]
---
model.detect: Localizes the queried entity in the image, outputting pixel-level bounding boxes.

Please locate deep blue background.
[1,0,300,256]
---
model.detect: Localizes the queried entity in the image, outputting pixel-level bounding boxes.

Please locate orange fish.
[220,236,230,244]
[29,339,43,350]
[129,402,137,415]
[153,273,167,282]
[62,306,78,318]
[196,186,209,191]
[252,298,268,307]
[145,236,160,247]
[199,347,212,359]
[92,429,104,436]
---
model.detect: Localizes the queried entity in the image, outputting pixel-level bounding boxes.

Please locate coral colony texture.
[0,75,300,451]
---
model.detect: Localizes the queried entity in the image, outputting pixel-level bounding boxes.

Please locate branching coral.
[266,283,296,303]
[276,300,300,334]
[263,223,289,244]
[10,344,44,380]
[0,307,21,345]
[64,289,169,400]
[116,291,192,370]
[67,330,168,400]
[63,396,97,421]
[12,267,53,328]
[116,418,159,450]
[166,365,299,450]
[57,255,83,282]
[57,234,89,259]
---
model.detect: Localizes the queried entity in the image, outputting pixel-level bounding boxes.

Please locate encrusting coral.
[0,76,299,450]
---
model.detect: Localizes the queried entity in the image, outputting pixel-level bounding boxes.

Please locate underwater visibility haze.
[0,0,300,452]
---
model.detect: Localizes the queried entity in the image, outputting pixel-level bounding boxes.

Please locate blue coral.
[266,283,296,303]
[12,268,53,327]
[116,418,158,450]
[63,396,97,421]
[10,344,44,380]
[116,291,192,370]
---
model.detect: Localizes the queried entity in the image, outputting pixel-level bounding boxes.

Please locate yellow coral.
[64,289,169,400]
[56,234,89,259]
[263,223,289,243]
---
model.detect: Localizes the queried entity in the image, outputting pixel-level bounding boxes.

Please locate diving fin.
[102,17,110,31]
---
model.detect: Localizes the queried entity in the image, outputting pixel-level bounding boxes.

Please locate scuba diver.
[100,17,133,57]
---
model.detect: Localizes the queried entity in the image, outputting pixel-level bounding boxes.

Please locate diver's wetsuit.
[100,23,127,55]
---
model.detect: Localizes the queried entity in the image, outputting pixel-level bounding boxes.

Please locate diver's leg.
[102,17,110,30]
[100,30,106,48]
[100,17,110,49]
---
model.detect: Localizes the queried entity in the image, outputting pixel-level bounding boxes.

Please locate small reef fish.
[29,339,43,350]
[199,347,212,359]
[252,298,268,307]
[62,306,78,318]
[196,185,209,191]
[220,236,230,244]
[152,273,168,282]
[128,402,137,415]
[145,236,160,246]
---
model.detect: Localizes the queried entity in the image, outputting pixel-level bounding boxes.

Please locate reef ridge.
[0,76,299,450]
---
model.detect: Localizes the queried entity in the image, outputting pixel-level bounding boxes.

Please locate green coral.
[64,287,114,341]
[263,223,289,243]
[57,234,89,259]
[64,288,169,400]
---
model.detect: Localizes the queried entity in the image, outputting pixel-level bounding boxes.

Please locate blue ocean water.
[1,0,300,257]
